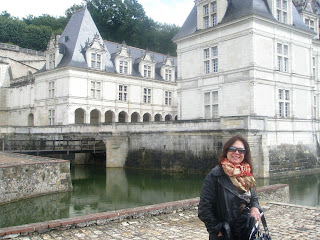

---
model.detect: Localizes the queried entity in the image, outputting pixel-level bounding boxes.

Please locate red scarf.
[221,158,256,192]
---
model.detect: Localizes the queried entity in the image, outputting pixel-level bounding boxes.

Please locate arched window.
[118,111,128,123]
[28,113,34,126]
[165,114,172,121]
[105,110,115,123]
[75,108,85,124]
[131,112,140,123]
[90,109,100,125]
[143,113,151,122]
[154,114,162,122]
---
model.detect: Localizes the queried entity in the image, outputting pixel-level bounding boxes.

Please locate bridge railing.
[0,138,105,155]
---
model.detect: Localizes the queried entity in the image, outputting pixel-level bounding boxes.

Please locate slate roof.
[173,0,314,41]
[48,7,176,82]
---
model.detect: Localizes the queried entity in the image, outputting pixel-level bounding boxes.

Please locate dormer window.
[46,35,63,70]
[137,52,155,79]
[165,69,172,81]
[203,1,217,29]
[276,0,288,23]
[84,34,106,71]
[119,60,128,74]
[91,53,102,70]
[305,18,315,31]
[144,65,152,78]
[114,43,132,75]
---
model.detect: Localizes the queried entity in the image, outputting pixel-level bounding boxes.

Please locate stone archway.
[143,113,151,122]
[75,108,85,124]
[90,109,100,125]
[131,112,140,123]
[28,113,34,126]
[154,114,162,122]
[105,110,115,123]
[165,114,172,121]
[118,111,128,123]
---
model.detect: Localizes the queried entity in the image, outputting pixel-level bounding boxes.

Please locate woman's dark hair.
[218,135,253,171]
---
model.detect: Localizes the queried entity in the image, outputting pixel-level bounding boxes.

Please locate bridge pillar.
[105,136,129,167]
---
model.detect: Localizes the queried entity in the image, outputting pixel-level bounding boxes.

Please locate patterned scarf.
[221,158,256,192]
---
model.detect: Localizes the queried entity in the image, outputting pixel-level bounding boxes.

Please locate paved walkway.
[10,202,320,240]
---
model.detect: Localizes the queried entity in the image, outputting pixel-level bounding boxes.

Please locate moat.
[1,165,319,228]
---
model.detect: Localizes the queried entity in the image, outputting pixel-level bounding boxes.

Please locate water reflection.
[0,166,319,228]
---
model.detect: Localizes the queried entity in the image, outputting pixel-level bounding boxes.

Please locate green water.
[0,166,319,228]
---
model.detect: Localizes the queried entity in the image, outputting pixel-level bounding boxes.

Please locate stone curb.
[0,184,289,238]
[0,198,200,238]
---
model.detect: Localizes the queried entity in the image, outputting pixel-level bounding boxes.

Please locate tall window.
[276,0,287,23]
[165,69,172,81]
[90,81,101,99]
[277,43,289,72]
[49,53,55,69]
[143,88,151,104]
[204,46,218,74]
[278,89,290,118]
[305,18,315,31]
[49,109,55,126]
[314,95,317,118]
[143,65,152,78]
[49,81,55,98]
[203,1,217,29]
[312,56,316,78]
[91,53,101,70]
[204,91,219,119]
[119,60,128,74]
[118,85,127,101]
[165,91,172,105]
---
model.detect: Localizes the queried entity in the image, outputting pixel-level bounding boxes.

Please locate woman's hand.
[250,207,260,222]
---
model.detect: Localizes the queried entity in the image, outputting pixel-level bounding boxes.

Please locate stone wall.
[0,155,72,205]
[268,144,320,177]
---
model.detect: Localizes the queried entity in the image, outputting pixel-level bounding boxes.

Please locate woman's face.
[226,140,245,165]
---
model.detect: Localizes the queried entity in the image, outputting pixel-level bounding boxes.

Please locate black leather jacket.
[198,165,260,238]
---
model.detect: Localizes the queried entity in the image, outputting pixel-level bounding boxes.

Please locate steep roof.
[173,0,314,41]
[57,7,113,71]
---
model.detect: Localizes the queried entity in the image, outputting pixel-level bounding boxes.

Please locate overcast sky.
[1,0,194,26]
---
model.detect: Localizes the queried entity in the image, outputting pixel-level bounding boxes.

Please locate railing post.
[1,138,4,152]
[94,139,96,154]
[53,140,55,153]
[67,138,69,155]
[37,139,39,156]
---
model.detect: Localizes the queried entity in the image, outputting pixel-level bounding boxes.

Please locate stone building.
[0,8,177,127]
[173,0,320,148]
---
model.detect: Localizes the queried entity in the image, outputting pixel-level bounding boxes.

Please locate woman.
[198,135,261,240]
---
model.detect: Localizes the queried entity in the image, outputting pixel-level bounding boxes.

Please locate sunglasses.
[228,146,246,154]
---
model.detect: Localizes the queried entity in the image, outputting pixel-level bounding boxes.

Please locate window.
[165,91,172,105]
[49,81,55,98]
[204,46,218,74]
[143,65,152,78]
[204,91,219,119]
[313,57,316,78]
[119,60,128,74]
[305,18,315,31]
[165,69,172,81]
[49,53,55,69]
[91,53,102,70]
[314,95,317,118]
[118,85,127,101]
[203,1,217,29]
[49,109,55,125]
[276,0,287,24]
[277,43,289,72]
[90,81,101,99]
[143,88,151,104]
[278,89,290,118]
